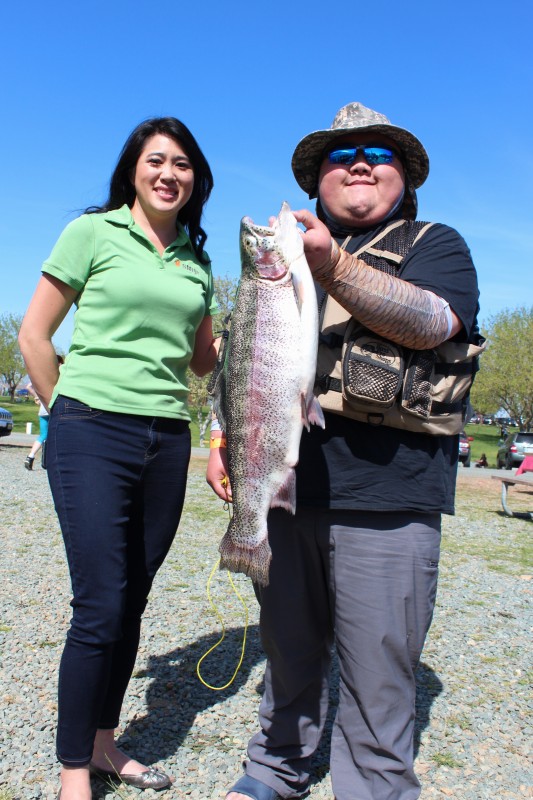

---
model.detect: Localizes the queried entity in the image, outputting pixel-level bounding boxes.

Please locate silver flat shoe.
[89,762,171,790]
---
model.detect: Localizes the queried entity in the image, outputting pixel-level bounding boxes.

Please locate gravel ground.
[0,445,531,800]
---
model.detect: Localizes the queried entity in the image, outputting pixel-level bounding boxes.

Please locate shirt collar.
[103,204,190,247]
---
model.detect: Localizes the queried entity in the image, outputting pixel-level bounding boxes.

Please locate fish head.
[240,217,289,282]
[239,203,303,282]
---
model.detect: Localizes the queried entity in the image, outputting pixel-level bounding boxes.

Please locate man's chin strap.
[314,239,453,350]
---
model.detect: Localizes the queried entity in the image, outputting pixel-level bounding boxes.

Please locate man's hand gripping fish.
[214,202,325,587]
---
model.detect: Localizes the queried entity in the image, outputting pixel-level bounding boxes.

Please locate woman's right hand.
[206,446,232,502]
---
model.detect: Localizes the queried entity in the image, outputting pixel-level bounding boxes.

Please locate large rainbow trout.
[214,202,325,586]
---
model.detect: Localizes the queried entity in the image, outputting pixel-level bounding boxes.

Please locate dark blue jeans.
[47,395,191,766]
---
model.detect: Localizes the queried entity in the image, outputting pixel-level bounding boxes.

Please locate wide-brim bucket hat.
[292,102,429,198]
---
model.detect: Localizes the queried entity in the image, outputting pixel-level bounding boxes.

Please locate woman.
[19,117,219,799]
[208,103,481,800]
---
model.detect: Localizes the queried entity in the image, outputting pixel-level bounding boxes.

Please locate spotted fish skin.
[215,202,325,586]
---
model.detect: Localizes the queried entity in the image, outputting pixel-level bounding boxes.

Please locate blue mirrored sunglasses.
[327,145,397,166]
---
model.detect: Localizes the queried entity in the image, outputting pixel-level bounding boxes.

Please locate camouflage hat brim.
[291,103,429,198]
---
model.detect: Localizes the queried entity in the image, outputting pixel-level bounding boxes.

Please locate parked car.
[458,431,472,467]
[496,432,533,470]
[0,406,14,437]
[495,416,513,427]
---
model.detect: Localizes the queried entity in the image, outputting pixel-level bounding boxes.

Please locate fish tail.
[218,525,272,587]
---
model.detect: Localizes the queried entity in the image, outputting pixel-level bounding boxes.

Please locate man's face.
[318,133,406,228]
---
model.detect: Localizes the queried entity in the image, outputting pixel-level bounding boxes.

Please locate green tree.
[0,313,25,401]
[211,273,238,332]
[471,306,533,430]
[187,273,238,445]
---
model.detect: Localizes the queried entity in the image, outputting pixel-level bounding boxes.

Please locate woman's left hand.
[206,446,232,502]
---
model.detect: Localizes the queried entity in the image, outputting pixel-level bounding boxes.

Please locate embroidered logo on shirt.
[174,259,199,275]
[182,263,200,275]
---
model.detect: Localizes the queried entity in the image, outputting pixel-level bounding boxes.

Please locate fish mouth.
[240,217,289,280]
[254,247,288,280]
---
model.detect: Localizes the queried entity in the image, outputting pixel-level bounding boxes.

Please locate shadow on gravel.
[414,662,443,757]
[93,633,442,795]
[111,624,263,768]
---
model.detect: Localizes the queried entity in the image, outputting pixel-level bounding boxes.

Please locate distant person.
[475,453,488,468]
[24,355,64,470]
[24,384,48,470]
[19,117,219,800]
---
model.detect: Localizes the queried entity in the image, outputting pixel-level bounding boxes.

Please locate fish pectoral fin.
[271,469,296,514]
[219,525,272,587]
[301,393,326,431]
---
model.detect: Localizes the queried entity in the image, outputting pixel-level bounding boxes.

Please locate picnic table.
[516,455,533,476]
[491,472,533,520]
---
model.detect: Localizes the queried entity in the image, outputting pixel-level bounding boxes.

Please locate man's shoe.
[227,775,280,800]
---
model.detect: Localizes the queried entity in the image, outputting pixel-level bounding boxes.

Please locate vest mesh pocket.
[402,350,436,418]
[342,327,403,408]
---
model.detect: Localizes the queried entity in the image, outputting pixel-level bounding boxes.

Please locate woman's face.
[318,133,405,228]
[131,134,194,224]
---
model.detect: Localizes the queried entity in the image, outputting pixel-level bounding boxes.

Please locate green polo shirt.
[43,205,218,419]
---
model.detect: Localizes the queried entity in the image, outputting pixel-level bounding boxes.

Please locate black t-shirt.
[296,221,480,515]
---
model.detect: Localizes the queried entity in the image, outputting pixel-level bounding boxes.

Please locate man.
[208,102,482,800]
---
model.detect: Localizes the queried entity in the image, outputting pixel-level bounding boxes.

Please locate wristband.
[329,238,341,267]
[210,436,227,449]
[315,237,342,274]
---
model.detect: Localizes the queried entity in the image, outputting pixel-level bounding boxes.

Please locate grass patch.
[446,713,471,731]
[0,398,40,432]
[518,670,532,685]
[442,529,532,574]
[1,396,206,443]
[431,752,464,768]
[440,476,533,573]
[464,421,515,468]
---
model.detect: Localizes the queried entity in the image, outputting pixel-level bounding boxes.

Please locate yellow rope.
[196,558,249,690]
[196,478,249,691]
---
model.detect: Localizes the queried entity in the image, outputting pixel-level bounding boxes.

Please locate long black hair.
[87,117,214,264]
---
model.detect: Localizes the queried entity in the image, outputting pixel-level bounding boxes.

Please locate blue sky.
[1,0,531,352]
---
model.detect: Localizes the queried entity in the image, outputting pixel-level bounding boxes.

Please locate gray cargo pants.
[244,507,441,800]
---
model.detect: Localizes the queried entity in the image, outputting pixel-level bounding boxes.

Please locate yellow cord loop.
[196,559,249,690]
[196,481,249,691]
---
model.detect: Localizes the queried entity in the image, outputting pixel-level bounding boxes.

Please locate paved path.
[3,432,514,479]
[1,431,209,460]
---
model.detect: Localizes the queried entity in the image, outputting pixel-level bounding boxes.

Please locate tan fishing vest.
[315,220,486,436]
